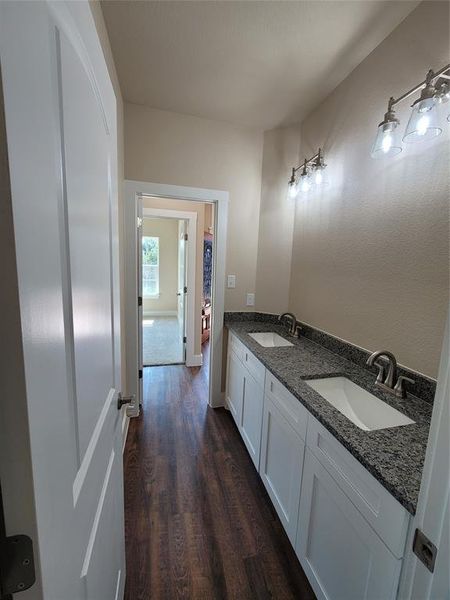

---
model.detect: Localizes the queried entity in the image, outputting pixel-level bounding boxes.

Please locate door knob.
[117,393,135,410]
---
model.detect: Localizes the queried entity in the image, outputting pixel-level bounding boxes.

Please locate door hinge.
[139,369,143,379]
[0,535,35,599]
[184,233,188,241]
[183,286,187,294]
[137,217,142,228]
[183,336,187,344]
[413,528,437,573]
[1,484,36,599]
[138,296,142,306]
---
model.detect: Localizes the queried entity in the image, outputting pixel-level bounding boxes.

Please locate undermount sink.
[248,332,294,348]
[306,377,415,431]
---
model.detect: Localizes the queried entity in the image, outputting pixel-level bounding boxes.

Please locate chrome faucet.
[278,312,300,337]
[366,350,415,399]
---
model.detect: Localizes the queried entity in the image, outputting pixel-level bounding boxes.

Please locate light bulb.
[314,169,323,185]
[288,182,297,199]
[416,114,430,136]
[300,178,311,192]
[381,132,393,153]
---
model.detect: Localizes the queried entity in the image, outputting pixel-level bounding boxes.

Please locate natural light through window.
[142,236,159,297]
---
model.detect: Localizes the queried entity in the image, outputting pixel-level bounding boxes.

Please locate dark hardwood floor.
[124,343,315,599]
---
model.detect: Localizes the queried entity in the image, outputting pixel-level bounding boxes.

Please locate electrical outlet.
[227,275,236,289]
[246,293,255,306]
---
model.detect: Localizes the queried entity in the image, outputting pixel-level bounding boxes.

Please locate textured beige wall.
[255,125,301,314]
[142,196,205,356]
[288,1,449,378]
[142,218,178,314]
[125,102,264,311]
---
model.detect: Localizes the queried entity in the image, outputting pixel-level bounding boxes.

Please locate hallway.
[123,345,315,599]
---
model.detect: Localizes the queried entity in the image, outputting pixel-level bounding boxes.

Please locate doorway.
[141,216,187,366]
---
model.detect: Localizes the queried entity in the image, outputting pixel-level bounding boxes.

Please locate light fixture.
[288,148,328,195]
[371,97,402,158]
[371,64,450,158]
[403,70,442,142]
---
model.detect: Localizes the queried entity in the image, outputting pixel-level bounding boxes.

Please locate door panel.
[240,372,264,468]
[296,450,401,600]
[0,2,125,598]
[260,396,304,544]
[226,350,244,425]
[59,27,114,459]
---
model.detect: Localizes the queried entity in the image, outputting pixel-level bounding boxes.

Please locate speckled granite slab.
[225,318,433,515]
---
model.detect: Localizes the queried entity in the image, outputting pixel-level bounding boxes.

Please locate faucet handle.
[394,375,415,399]
[373,360,387,385]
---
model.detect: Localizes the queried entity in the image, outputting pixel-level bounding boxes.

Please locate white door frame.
[125,180,229,409]
[141,207,197,367]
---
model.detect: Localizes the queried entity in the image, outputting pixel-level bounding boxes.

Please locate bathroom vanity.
[225,318,433,600]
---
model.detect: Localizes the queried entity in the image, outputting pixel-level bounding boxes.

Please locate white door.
[0,2,134,598]
[240,372,264,469]
[398,316,449,600]
[137,199,143,404]
[177,219,187,360]
[259,396,305,545]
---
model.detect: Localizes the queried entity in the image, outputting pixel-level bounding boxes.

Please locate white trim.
[143,310,177,318]
[125,180,228,408]
[142,206,197,367]
[190,354,203,367]
[121,413,129,454]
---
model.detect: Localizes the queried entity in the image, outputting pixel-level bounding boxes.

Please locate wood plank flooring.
[123,344,316,599]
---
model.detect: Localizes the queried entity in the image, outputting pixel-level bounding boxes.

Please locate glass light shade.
[403,99,442,143]
[299,172,312,193]
[371,120,402,158]
[312,164,328,186]
[288,180,298,199]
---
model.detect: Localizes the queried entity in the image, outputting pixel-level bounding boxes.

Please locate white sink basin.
[248,332,294,348]
[306,377,415,431]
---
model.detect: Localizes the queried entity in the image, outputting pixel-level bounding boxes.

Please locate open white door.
[137,198,143,404]
[0,2,137,598]
[178,220,187,362]
[399,315,449,600]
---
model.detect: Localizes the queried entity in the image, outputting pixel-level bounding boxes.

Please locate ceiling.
[101,0,420,130]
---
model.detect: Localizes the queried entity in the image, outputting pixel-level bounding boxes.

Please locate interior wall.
[288,1,449,378]
[142,218,178,315]
[124,102,264,311]
[142,196,205,357]
[255,125,301,314]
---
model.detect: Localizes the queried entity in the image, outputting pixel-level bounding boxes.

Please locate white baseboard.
[186,353,203,367]
[143,310,177,317]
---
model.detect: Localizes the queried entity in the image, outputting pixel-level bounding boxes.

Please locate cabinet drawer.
[242,347,266,387]
[306,417,410,558]
[229,332,245,363]
[264,372,308,440]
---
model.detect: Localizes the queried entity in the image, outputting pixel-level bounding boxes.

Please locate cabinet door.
[226,349,244,426]
[296,450,402,600]
[259,396,305,545]
[240,371,264,469]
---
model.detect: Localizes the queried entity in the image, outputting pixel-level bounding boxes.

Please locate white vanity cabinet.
[226,333,265,468]
[225,330,412,600]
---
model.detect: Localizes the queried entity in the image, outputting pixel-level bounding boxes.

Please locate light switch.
[246,293,255,306]
[227,275,236,289]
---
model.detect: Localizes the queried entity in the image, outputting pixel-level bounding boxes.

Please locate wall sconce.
[372,63,450,158]
[288,148,328,197]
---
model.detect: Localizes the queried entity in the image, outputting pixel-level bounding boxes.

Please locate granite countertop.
[225,320,433,515]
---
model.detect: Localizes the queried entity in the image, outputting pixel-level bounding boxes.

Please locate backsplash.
[224,312,437,405]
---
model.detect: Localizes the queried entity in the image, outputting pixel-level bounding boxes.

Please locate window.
[142,236,159,297]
